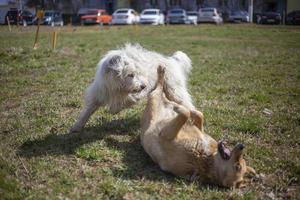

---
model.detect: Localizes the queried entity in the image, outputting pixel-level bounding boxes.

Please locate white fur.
[71,43,195,132]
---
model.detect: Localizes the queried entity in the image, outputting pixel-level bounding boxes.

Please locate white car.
[198,8,223,24]
[112,8,139,25]
[187,11,198,25]
[140,9,164,25]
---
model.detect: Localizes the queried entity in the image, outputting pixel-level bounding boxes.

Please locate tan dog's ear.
[246,166,256,175]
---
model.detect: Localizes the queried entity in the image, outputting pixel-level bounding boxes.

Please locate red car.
[81,9,112,25]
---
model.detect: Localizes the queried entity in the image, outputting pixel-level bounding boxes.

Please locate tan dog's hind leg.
[190,110,204,132]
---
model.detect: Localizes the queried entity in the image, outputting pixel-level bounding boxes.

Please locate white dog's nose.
[140,84,146,90]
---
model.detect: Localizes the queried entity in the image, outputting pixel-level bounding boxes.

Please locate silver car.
[167,9,188,24]
[228,11,249,22]
[198,8,223,24]
[187,11,198,25]
[42,10,64,26]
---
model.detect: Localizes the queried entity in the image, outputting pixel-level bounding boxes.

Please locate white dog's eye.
[127,73,134,78]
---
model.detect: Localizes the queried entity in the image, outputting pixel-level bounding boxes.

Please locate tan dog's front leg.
[145,65,166,120]
[190,110,204,132]
[159,103,190,141]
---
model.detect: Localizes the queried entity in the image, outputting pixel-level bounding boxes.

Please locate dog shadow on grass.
[17,116,179,183]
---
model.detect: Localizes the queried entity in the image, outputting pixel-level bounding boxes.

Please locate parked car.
[112,8,139,25]
[5,9,19,24]
[42,10,64,26]
[19,10,36,25]
[286,10,300,25]
[166,9,188,24]
[186,11,198,25]
[6,9,36,26]
[0,8,9,24]
[81,9,112,25]
[256,12,281,24]
[198,8,223,24]
[140,9,164,25]
[228,10,249,22]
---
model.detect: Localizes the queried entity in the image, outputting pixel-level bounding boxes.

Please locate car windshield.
[8,11,18,15]
[232,11,243,15]
[170,10,184,14]
[264,12,279,15]
[116,10,128,14]
[22,10,32,15]
[201,8,214,12]
[87,10,98,15]
[44,12,54,16]
[142,11,157,15]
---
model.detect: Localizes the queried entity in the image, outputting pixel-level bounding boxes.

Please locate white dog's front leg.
[70,102,101,132]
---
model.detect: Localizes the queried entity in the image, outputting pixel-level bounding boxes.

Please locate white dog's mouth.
[132,84,147,93]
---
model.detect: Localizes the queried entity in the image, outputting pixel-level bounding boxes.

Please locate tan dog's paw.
[190,110,203,121]
[157,65,166,77]
[173,105,190,117]
[156,65,166,86]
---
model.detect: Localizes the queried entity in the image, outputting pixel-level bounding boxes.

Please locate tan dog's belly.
[141,107,215,177]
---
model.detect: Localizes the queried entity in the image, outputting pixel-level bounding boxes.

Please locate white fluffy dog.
[71,44,195,132]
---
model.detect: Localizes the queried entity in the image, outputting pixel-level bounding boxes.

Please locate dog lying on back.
[141,66,256,188]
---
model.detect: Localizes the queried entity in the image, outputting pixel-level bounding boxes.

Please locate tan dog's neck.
[176,133,219,182]
[180,136,244,187]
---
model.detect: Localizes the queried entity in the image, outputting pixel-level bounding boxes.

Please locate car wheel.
[257,16,261,24]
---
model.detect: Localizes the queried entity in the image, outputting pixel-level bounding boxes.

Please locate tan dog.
[141,66,256,188]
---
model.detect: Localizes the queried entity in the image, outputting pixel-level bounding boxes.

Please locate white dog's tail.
[172,51,192,75]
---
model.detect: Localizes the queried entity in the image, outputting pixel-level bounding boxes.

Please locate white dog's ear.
[105,55,121,74]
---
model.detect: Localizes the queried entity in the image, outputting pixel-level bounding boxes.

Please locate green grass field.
[1,24,300,199]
